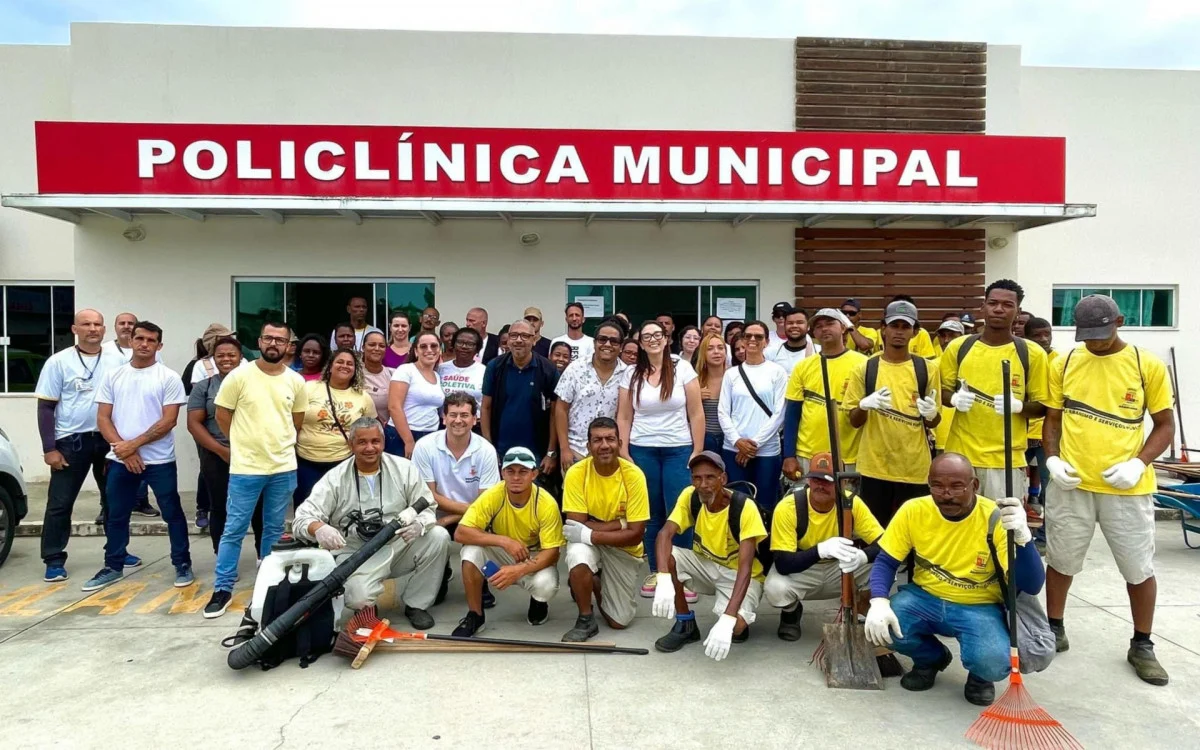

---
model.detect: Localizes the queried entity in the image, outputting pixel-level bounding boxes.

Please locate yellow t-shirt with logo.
[785,350,867,462]
[1047,345,1172,496]
[460,482,566,552]
[844,355,942,484]
[939,336,1049,469]
[845,325,881,354]
[296,381,377,463]
[667,488,767,581]
[213,363,307,475]
[879,495,1008,605]
[910,328,938,360]
[562,457,651,557]
[934,405,955,450]
[1027,349,1062,440]
[770,489,884,553]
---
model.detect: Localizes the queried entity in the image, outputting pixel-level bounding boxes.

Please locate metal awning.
[0,194,1096,231]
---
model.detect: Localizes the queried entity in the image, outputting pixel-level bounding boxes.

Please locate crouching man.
[764,452,883,641]
[560,417,650,642]
[651,451,766,662]
[293,417,450,630]
[452,446,565,637]
[864,452,1044,706]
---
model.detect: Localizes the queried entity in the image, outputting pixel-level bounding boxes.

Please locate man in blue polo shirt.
[481,319,561,477]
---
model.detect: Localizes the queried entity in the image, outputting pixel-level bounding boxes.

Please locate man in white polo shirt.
[411,391,501,606]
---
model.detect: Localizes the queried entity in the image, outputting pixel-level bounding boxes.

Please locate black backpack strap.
[793,487,810,543]
[737,364,773,417]
[864,356,879,395]
[294,566,315,667]
[689,489,701,530]
[1013,336,1030,381]
[956,334,980,369]
[985,509,1009,603]
[727,491,746,542]
[911,355,929,399]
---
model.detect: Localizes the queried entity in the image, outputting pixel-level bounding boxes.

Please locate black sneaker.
[777,604,803,641]
[732,625,750,644]
[900,644,953,691]
[964,673,995,706]
[876,652,904,678]
[527,597,549,626]
[452,610,486,638]
[654,618,701,653]
[195,510,209,530]
[1127,638,1169,686]
[482,582,496,609]
[562,614,599,643]
[203,590,233,619]
[131,501,160,518]
[1051,622,1070,653]
[405,606,434,631]
[94,511,107,526]
[434,565,451,606]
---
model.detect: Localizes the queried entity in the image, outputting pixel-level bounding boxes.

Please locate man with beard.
[554,320,629,474]
[765,306,815,375]
[203,321,307,618]
[550,302,594,364]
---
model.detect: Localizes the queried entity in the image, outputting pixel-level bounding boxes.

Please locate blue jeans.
[384,425,405,456]
[630,443,693,572]
[105,461,190,571]
[214,471,297,592]
[722,450,784,514]
[703,432,723,453]
[890,584,1011,682]
[294,456,342,508]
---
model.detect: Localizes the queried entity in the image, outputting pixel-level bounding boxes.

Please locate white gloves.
[651,573,676,619]
[864,597,903,646]
[562,520,593,546]
[996,496,1032,546]
[704,614,737,662]
[398,522,424,542]
[1102,457,1146,491]
[817,537,856,561]
[838,547,869,574]
[859,387,893,412]
[314,524,345,551]
[950,380,975,412]
[993,393,1024,415]
[397,507,419,526]
[917,394,939,420]
[1045,455,1082,489]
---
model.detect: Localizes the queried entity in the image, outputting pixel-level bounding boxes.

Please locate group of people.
[32,281,1175,701]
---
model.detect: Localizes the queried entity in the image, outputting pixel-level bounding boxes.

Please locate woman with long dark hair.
[294,347,376,506]
[388,332,444,457]
[616,320,704,598]
[295,334,330,382]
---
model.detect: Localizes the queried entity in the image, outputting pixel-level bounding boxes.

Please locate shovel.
[815,353,883,690]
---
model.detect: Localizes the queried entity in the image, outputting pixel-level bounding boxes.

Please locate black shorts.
[859,476,928,527]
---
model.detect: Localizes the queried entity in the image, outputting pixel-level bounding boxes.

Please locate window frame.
[1050,284,1178,331]
[0,282,76,396]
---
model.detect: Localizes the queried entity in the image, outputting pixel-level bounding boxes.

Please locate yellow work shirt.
[1047,345,1172,496]
[460,483,566,552]
[844,355,942,484]
[296,381,377,463]
[770,489,884,553]
[667,487,767,581]
[785,350,867,462]
[934,405,955,450]
[845,325,881,354]
[213,363,306,475]
[562,457,651,557]
[879,495,1008,605]
[1027,349,1062,440]
[909,328,937,360]
[939,336,1049,469]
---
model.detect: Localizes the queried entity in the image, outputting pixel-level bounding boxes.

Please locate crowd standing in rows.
[32,283,1176,701]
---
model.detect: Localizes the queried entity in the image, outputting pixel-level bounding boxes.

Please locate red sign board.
[34,121,1066,204]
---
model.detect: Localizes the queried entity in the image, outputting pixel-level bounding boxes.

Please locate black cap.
[841,299,862,312]
[1073,294,1121,341]
[771,301,794,318]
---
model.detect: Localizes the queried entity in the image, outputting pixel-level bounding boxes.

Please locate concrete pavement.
[1,525,1198,749]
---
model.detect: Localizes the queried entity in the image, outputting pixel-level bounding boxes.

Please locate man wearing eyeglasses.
[482,319,561,475]
[840,299,881,355]
[554,319,630,475]
[203,321,308,619]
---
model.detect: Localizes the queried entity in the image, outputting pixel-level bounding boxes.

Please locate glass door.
[566,281,759,338]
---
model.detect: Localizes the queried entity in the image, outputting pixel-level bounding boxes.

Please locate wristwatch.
[546,450,558,458]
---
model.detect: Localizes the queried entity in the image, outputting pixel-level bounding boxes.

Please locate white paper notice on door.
[715,297,746,320]
[575,296,606,319]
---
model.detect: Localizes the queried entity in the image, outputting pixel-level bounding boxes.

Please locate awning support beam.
[498,212,512,226]
[802,214,831,228]
[254,208,284,224]
[419,210,442,225]
[731,214,753,227]
[87,207,133,222]
[164,207,205,222]
[873,214,912,228]
[336,209,363,225]
[657,213,670,227]
[584,213,596,226]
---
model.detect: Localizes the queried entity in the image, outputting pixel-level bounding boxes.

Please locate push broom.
[965,359,1082,750]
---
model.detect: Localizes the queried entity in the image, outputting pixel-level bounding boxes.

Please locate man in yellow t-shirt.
[939,280,1049,500]
[765,453,884,641]
[839,298,881,354]
[205,322,306,619]
[863,453,1043,706]
[782,308,867,481]
[846,300,943,526]
[1042,295,1175,686]
[650,452,766,661]
[560,418,650,641]
[453,446,565,637]
[933,318,966,453]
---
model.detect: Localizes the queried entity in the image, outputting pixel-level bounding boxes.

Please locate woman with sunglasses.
[389,332,444,458]
[294,347,376,506]
[616,320,704,599]
[438,327,486,418]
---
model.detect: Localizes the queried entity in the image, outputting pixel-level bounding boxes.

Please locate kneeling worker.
[651,451,766,662]
[293,417,449,630]
[452,446,565,637]
[560,417,650,642]
[764,452,883,641]
[863,453,1043,706]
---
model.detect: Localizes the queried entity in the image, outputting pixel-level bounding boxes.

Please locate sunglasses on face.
[742,333,766,341]
[595,335,621,345]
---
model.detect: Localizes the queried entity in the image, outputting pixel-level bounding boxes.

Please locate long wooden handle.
[351,618,391,669]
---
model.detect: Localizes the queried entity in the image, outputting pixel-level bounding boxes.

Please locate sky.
[3,0,1200,69]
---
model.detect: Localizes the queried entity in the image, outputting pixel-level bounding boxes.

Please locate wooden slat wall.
[794,228,986,329]
[795,37,986,133]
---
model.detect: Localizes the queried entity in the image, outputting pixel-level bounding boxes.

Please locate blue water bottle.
[482,560,501,578]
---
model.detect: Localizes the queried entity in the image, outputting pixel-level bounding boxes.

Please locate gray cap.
[687,450,726,473]
[1073,294,1120,341]
[937,319,965,334]
[883,300,919,326]
[810,307,852,329]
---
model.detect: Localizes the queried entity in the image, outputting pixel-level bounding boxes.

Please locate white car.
[0,426,28,567]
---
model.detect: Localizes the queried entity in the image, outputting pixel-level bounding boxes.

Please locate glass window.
[383,282,436,334]
[566,281,759,340]
[1,284,73,393]
[234,281,285,355]
[1051,287,1175,328]
[566,284,614,337]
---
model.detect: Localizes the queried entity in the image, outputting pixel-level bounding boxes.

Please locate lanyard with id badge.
[72,347,101,393]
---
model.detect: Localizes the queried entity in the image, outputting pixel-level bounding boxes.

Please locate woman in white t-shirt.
[717,320,788,513]
[617,320,704,589]
[438,327,486,419]
[388,332,444,458]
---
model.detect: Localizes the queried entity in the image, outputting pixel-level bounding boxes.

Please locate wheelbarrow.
[1153,482,1200,549]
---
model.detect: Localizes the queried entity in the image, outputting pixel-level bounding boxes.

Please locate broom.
[965,360,1082,750]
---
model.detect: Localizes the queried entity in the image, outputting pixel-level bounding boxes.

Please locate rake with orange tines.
[965,360,1082,750]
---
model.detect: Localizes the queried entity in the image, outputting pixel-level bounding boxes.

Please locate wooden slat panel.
[797,227,985,239]
[795,58,985,75]
[796,262,985,275]
[796,250,985,263]
[796,38,985,53]
[797,81,987,99]
[792,274,986,286]
[796,69,986,86]
[798,285,984,298]
[801,296,984,309]
[797,92,986,109]
[794,117,986,133]
[795,105,985,121]
[795,239,984,250]
[795,48,986,64]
